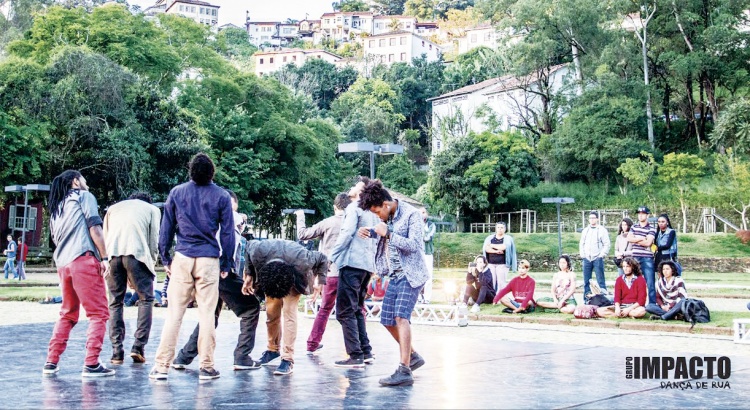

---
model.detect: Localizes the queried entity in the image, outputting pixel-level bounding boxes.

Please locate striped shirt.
[630,222,656,258]
[656,277,688,309]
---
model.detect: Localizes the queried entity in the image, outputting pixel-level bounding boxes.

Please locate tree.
[333,0,370,12]
[442,46,503,92]
[331,77,405,143]
[378,155,427,196]
[273,58,358,110]
[658,152,706,233]
[616,151,657,195]
[371,0,406,15]
[713,150,750,230]
[625,1,657,149]
[710,98,750,155]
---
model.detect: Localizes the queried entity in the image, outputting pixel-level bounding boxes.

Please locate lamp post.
[337,142,404,179]
[541,197,575,257]
[5,184,51,277]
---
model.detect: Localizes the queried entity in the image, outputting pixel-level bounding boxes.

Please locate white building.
[247,22,282,48]
[429,64,571,154]
[320,11,375,42]
[372,15,417,35]
[164,0,219,27]
[455,25,497,54]
[254,49,343,76]
[363,30,441,67]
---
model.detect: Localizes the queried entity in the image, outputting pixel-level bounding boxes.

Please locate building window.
[259,58,264,64]
[484,33,492,41]
[190,6,195,12]
[179,5,184,11]
[325,19,330,24]
[369,40,375,47]
[377,23,384,29]
[422,40,425,46]
[406,24,411,29]
[283,56,287,62]
[388,54,394,62]
[270,58,274,63]
[200,7,204,14]
[293,56,297,61]
[429,44,432,50]
[400,36,406,45]
[389,38,396,46]
[379,39,385,47]
[400,52,406,61]
[471,34,477,43]
[212,9,217,16]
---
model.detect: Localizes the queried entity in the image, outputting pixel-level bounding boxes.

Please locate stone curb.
[472,314,733,336]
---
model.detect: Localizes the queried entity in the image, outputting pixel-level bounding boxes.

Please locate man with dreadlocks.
[43,170,114,377]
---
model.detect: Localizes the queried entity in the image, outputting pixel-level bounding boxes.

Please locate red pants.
[47,255,109,366]
[307,276,338,351]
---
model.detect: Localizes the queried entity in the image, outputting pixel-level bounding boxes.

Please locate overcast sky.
[131,0,335,26]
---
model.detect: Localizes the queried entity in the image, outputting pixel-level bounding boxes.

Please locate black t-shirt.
[487,237,506,265]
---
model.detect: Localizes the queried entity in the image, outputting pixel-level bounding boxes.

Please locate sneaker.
[43,362,59,375]
[650,314,662,321]
[234,355,261,370]
[172,353,191,370]
[148,366,168,380]
[334,357,364,368]
[502,307,514,314]
[409,352,425,372]
[199,367,220,380]
[363,353,375,364]
[110,350,124,365]
[273,359,293,375]
[379,364,413,387]
[306,344,323,355]
[470,304,481,314]
[258,350,281,366]
[81,363,116,378]
[130,346,146,364]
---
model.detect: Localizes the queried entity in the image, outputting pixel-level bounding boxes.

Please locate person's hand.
[619,308,629,318]
[164,264,171,277]
[241,276,255,296]
[99,260,110,278]
[220,271,228,279]
[513,306,523,313]
[556,300,563,309]
[357,227,371,239]
[614,307,622,317]
[310,283,322,303]
[294,209,305,218]
[373,222,388,237]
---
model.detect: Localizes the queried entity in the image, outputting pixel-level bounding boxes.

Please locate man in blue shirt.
[3,234,17,279]
[150,153,235,381]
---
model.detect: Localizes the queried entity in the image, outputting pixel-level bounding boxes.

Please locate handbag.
[612,257,623,268]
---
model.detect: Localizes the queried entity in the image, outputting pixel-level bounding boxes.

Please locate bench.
[303,299,469,327]
[733,319,750,344]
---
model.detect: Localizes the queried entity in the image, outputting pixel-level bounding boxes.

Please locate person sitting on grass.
[536,255,577,314]
[366,273,389,315]
[492,259,536,314]
[462,256,495,314]
[645,261,687,321]
[597,257,646,319]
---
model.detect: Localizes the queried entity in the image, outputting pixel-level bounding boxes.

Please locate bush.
[736,230,750,244]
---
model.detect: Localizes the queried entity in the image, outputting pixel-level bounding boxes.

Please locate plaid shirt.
[374,200,428,288]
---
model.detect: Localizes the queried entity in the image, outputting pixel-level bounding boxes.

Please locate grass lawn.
[0,287,60,301]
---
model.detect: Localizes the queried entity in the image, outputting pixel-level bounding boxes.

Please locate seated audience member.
[492,259,536,314]
[597,257,647,319]
[462,256,495,314]
[366,274,389,315]
[646,261,687,320]
[537,255,577,314]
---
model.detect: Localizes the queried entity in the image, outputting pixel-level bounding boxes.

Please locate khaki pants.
[154,252,220,370]
[266,292,301,363]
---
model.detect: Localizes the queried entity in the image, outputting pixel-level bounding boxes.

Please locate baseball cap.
[636,206,650,214]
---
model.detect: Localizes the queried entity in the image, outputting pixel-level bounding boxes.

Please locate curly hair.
[621,257,642,277]
[658,260,680,277]
[189,153,215,185]
[258,260,297,299]
[358,179,392,210]
[128,191,153,203]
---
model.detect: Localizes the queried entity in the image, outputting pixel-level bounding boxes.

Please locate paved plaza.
[2,306,749,409]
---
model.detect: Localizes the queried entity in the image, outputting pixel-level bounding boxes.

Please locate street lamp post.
[541,197,575,258]
[5,184,51,278]
[337,142,404,179]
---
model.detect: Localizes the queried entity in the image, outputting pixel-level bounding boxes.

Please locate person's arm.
[159,192,177,274]
[599,227,611,258]
[518,278,535,309]
[218,194,236,274]
[579,227,586,258]
[80,192,108,276]
[656,230,676,252]
[424,222,436,242]
[149,206,161,267]
[492,280,513,304]
[388,212,423,254]
[550,273,559,302]
[483,235,500,254]
[296,212,327,241]
[465,269,476,285]
[330,205,359,264]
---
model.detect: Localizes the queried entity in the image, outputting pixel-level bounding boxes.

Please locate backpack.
[681,298,710,329]
[588,294,613,307]
[574,305,598,319]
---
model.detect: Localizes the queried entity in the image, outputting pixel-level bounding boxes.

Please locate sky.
[131,0,335,27]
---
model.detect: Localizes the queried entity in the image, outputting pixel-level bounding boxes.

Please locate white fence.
[303,299,469,327]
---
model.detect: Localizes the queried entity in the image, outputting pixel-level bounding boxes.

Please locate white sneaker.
[470,304,481,314]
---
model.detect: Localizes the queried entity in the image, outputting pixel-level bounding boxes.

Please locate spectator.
[655,214,678,268]
[155,277,169,308]
[482,222,517,293]
[492,259,536,314]
[579,211,610,303]
[614,218,634,276]
[646,261,687,320]
[420,208,436,304]
[365,273,389,315]
[628,206,657,305]
[16,236,28,280]
[537,255,577,314]
[462,256,495,314]
[4,234,17,279]
[597,257,647,319]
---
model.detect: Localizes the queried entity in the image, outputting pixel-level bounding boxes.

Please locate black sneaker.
[334,357,365,368]
[172,353,191,370]
[199,367,220,380]
[409,352,425,371]
[306,344,323,355]
[650,314,662,321]
[149,366,168,380]
[110,350,124,365]
[273,359,293,375]
[502,307,514,314]
[130,346,146,364]
[81,363,116,378]
[234,355,261,370]
[364,353,375,364]
[379,365,413,386]
[43,362,59,375]
[258,350,281,366]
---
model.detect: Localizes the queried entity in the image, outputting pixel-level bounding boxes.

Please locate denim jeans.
[307,276,338,351]
[3,258,16,279]
[107,256,155,354]
[636,257,656,305]
[336,267,372,359]
[645,300,684,320]
[582,257,606,302]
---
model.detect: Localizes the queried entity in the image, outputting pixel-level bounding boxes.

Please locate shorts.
[380,275,423,327]
[510,299,536,313]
